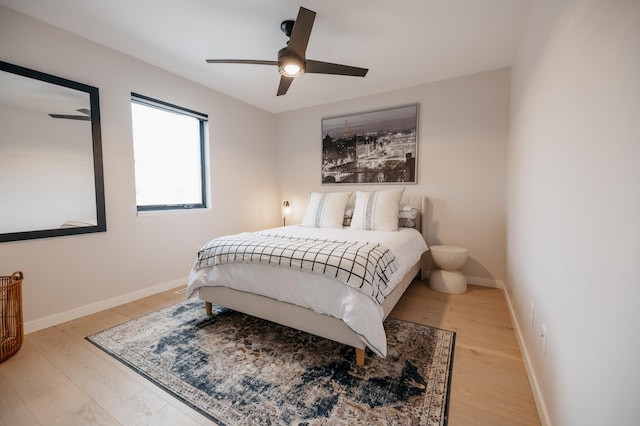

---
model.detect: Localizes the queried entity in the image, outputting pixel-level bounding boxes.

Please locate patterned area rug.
[87,299,455,425]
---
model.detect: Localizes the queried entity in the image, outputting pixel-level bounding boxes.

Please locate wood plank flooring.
[0,282,540,425]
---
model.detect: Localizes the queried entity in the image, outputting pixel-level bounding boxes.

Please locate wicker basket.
[1,271,24,363]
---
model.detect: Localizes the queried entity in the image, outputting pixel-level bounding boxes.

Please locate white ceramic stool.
[429,245,468,294]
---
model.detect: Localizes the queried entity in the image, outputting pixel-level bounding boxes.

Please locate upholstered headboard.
[399,195,429,280]
[400,195,428,242]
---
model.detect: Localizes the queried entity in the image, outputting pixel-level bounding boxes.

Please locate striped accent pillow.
[301,191,352,228]
[350,188,405,231]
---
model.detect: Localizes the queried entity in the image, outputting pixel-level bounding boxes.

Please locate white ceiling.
[0,0,530,113]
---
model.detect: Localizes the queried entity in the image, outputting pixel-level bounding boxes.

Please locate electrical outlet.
[529,302,535,328]
[541,324,547,355]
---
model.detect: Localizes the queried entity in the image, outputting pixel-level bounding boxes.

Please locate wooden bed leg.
[355,348,365,367]
[205,301,213,316]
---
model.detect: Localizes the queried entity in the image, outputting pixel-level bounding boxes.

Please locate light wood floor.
[0,281,540,425]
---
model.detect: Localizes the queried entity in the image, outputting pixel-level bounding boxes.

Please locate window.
[131,93,207,211]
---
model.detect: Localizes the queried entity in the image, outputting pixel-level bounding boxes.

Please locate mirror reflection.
[0,61,106,242]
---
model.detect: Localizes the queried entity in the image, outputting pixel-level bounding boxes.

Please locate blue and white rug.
[87,299,455,425]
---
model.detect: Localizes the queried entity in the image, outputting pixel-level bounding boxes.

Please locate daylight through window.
[131,93,207,211]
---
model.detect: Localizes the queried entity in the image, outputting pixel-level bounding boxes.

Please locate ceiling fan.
[49,108,91,121]
[206,7,368,96]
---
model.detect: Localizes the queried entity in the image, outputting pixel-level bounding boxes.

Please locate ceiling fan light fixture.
[278,48,305,77]
[280,62,304,77]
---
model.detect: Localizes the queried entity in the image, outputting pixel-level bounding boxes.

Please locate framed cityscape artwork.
[321,104,418,184]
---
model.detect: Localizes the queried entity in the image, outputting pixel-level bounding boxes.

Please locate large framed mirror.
[0,60,106,243]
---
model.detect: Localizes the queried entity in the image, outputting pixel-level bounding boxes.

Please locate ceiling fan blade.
[306,60,369,77]
[277,76,294,96]
[48,114,91,121]
[206,59,278,66]
[76,108,91,115]
[287,7,316,59]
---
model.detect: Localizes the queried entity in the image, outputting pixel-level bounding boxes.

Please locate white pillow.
[398,206,419,219]
[301,191,352,228]
[350,188,405,231]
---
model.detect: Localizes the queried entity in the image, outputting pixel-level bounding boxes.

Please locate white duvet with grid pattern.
[194,232,398,305]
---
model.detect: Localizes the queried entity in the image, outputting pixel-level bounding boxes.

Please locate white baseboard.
[423,269,504,289]
[24,277,187,334]
[502,284,551,426]
[466,275,504,289]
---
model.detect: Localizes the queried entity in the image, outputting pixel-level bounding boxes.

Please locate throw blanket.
[194,233,398,304]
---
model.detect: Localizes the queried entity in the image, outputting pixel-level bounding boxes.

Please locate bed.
[187,189,429,366]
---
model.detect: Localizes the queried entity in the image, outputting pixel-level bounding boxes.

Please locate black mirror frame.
[0,60,106,243]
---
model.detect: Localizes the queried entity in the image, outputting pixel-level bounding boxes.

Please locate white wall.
[0,7,279,330]
[507,0,640,424]
[276,68,510,286]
